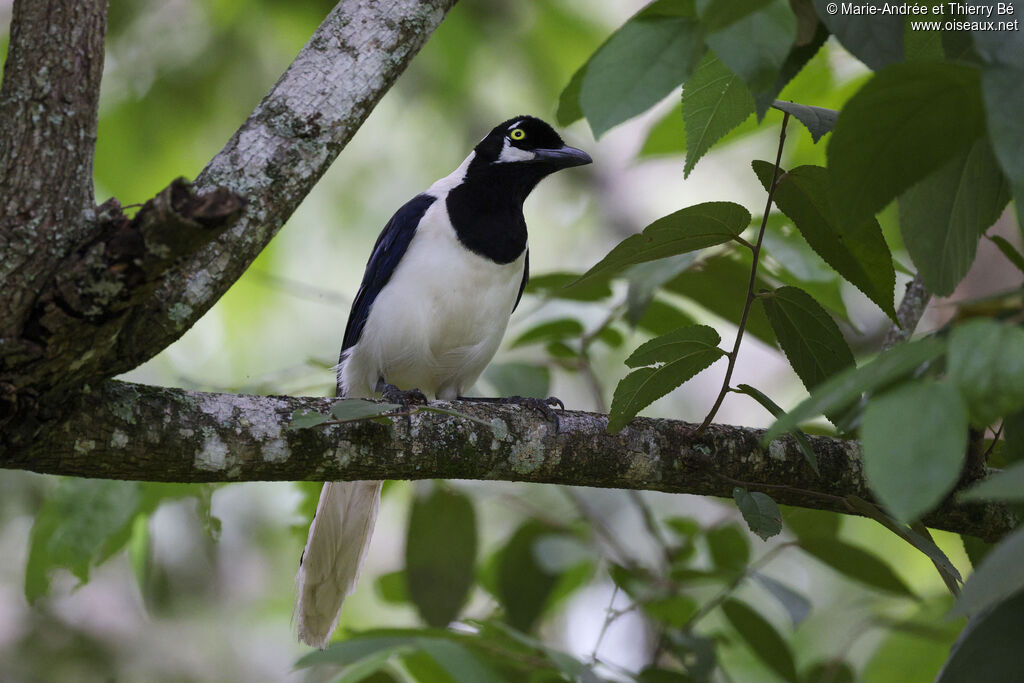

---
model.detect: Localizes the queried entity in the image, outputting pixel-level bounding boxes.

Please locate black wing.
[513,249,529,312]
[339,194,437,359]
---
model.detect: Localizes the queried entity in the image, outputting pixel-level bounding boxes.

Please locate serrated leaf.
[735,383,818,473]
[406,486,477,627]
[682,52,755,177]
[580,7,704,137]
[625,254,698,325]
[753,161,896,320]
[575,202,751,286]
[733,488,782,541]
[771,100,836,143]
[706,524,751,572]
[764,337,947,442]
[700,0,797,105]
[639,104,686,158]
[290,409,331,430]
[608,325,726,433]
[947,319,1024,427]
[861,381,968,523]
[799,537,916,598]
[331,399,402,422]
[940,590,1024,683]
[899,138,1010,296]
[827,63,985,230]
[721,598,799,683]
[960,462,1024,503]
[761,285,855,392]
[511,319,584,348]
[813,0,904,70]
[953,526,1024,618]
[750,571,811,627]
[634,300,697,337]
[752,21,830,115]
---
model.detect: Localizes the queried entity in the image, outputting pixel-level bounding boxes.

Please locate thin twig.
[694,112,791,435]
[881,272,932,351]
[590,583,622,663]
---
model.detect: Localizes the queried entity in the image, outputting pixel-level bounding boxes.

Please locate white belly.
[340,201,525,400]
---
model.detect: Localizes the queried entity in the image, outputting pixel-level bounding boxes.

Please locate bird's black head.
[472,115,592,172]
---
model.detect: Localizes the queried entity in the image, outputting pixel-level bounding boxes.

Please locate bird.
[294,115,591,648]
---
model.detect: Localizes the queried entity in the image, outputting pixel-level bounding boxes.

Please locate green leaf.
[639,104,686,157]
[947,319,1024,426]
[761,286,855,392]
[608,325,726,433]
[783,505,841,541]
[803,660,856,683]
[375,570,409,605]
[732,488,782,541]
[695,0,774,32]
[1004,409,1024,465]
[960,462,1024,503]
[861,380,968,523]
[899,138,1011,296]
[634,299,697,337]
[625,254,698,324]
[988,235,1024,274]
[556,65,586,126]
[764,338,947,442]
[483,363,551,400]
[405,486,477,627]
[813,0,904,70]
[25,479,143,602]
[666,250,778,346]
[940,590,1024,683]
[827,63,985,230]
[642,594,699,628]
[706,524,750,572]
[799,537,916,598]
[511,319,584,348]
[416,639,504,683]
[752,161,896,320]
[953,526,1024,618]
[770,100,836,143]
[495,521,561,632]
[289,409,331,430]
[752,21,830,115]
[575,202,752,286]
[750,571,811,627]
[721,599,799,683]
[863,599,963,683]
[580,6,705,137]
[524,271,613,302]
[330,399,402,422]
[700,0,797,105]
[682,52,755,177]
[735,383,818,473]
[973,20,1024,236]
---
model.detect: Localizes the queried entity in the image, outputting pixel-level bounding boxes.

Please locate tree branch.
[882,272,932,351]
[0,0,108,337]
[3,379,1013,542]
[107,0,457,378]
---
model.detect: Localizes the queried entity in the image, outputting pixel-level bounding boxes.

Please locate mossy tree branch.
[2,379,1012,543]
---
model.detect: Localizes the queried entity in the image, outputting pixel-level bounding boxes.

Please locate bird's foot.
[459,395,564,431]
[379,383,428,413]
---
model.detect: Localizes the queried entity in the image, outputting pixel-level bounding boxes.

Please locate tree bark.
[3,379,1013,543]
[0,0,107,337]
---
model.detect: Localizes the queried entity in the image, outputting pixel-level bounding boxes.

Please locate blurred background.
[1,0,1021,680]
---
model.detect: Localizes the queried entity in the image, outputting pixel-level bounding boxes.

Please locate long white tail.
[295,479,383,648]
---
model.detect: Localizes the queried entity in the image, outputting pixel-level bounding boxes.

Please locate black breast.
[445,167,536,265]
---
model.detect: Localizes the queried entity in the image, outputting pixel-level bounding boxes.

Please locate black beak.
[532,145,593,168]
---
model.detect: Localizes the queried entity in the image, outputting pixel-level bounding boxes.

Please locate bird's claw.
[379,383,428,414]
[506,395,564,431]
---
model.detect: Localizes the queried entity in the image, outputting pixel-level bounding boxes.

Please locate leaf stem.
[694,112,790,435]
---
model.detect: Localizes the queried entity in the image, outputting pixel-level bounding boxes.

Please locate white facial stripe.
[507,120,524,132]
[495,137,535,163]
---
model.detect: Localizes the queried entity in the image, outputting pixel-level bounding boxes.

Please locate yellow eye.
[510,128,526,141]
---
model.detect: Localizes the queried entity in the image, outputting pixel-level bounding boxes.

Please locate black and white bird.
[295,115,591,648]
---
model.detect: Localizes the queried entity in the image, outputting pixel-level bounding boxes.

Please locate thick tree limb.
[4,380,1013,543]
[0,0,108,337]
[106,0,457,379]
